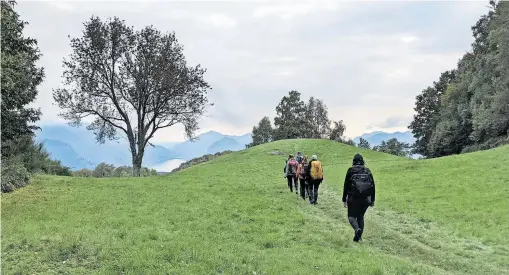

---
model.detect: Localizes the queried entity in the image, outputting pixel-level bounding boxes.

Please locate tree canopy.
[1,0,43,155]
[53,16,211,176]
[409,1,509,158]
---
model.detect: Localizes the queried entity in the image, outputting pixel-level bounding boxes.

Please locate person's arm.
[342,168,351,202]
[297,164,302,177]
[370,172,376,205]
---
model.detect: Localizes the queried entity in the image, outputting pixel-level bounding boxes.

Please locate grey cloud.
[16,1,490,139]
[370,115,413,129]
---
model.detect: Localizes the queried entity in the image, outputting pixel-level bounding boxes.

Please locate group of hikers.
[284,152,376,242]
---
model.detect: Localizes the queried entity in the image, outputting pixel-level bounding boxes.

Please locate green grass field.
[2,140,509,274]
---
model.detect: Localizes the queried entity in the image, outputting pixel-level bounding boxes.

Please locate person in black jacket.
[342,154,375,242]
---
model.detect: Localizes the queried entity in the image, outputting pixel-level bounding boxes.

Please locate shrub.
[1,157,30,193]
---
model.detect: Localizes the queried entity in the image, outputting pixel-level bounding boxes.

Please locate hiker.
[296,155,309,200]
[284,154,299,194]
[342,153,376,242]
[307,155,323,204]
[296,152,303,164]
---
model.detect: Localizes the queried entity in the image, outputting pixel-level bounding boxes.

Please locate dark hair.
[353,153,364,165]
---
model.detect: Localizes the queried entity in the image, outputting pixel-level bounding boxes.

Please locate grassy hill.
[2,140,508,274]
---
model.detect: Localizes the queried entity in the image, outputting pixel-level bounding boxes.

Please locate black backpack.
[350,165,374,197]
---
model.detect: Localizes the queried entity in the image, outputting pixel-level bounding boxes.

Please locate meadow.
[2,140,508,274]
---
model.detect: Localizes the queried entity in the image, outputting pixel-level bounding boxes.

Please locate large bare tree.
[53,17,211,176]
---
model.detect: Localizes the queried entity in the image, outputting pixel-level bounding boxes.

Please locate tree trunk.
[132,156,142,177]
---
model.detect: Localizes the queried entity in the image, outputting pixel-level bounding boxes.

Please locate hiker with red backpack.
[342,154,376,242]
[284,154,299,194]
[296,155,309,200]
[307,155,324,204]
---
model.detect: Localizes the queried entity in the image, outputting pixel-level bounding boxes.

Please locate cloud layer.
[18,1,489,141]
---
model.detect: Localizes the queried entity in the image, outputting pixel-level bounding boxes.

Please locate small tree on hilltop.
[248,116,273,147]
[53,16,211,176]
[273,90,306,140]
[306,97,331,139]
[329,120,346,142]
[358,138,371,149]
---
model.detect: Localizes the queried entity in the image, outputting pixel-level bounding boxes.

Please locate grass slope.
[2,140,508,275]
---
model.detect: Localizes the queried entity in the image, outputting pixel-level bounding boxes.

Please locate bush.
[73,164,158,178]
[1,136,72,192]
[461,137,509,154]
[1,157,30,193]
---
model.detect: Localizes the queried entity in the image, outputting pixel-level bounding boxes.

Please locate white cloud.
[401,35,419,43]
[252,1,338,19]
[206,14,237,29]
[385,68,411,79]
[45,1,75,11]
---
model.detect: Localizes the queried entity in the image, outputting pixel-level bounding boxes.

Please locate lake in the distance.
[150,159,186,172]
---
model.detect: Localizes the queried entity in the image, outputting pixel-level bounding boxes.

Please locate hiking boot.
[353,229,362,242]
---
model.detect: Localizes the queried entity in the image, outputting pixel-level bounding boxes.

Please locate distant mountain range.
[353,131,415,146]
[37,124,416,172]
[36,124,253,172]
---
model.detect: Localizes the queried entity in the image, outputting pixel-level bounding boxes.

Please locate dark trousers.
[287,175,298,192]
[299,178,307,199]
[347,196,371,231]
[308,179,322,203]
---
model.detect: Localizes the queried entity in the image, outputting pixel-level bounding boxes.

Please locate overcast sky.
[18,0,489,142]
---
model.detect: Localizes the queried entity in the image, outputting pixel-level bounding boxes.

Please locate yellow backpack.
[310,160,323,180]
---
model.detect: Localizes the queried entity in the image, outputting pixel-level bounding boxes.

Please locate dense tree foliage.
[248,91,349,146]
[53,16,211,176]
[73,163,157,178]
[248,116,273,147]
[358,138,371,149]
[373,138,411,157]
[273,91,307,140]
[329,120,346,142]
[410,1,509,157]
[303,97,331,139]
[1,1,71,192]
[1,0,43,149]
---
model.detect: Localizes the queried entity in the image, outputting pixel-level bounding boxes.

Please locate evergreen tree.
[358,138,371,149]
[248,116,273,147]
[273,91,306,140]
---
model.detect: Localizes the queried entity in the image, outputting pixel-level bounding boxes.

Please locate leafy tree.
[342,139,356,147]
[305,97,331,139]
[373,138,411,157]
[73,168,93,177]
[410,1,509,157]
[1,0,43,156]
[53,16,211,176]
[358,138,370,149]
[248,116,273,147]
[409,70,456,157]
[468,1,509,146]
[93,162,115,178]
[329,120,346,142]
[273,91,306,140]
[303,97,316,138]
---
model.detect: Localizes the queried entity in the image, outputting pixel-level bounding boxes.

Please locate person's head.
[311,155,317,161]
[303,156,308,163]
[289,154,294,159]
[297,151,302,156]
[353,153,364,166]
